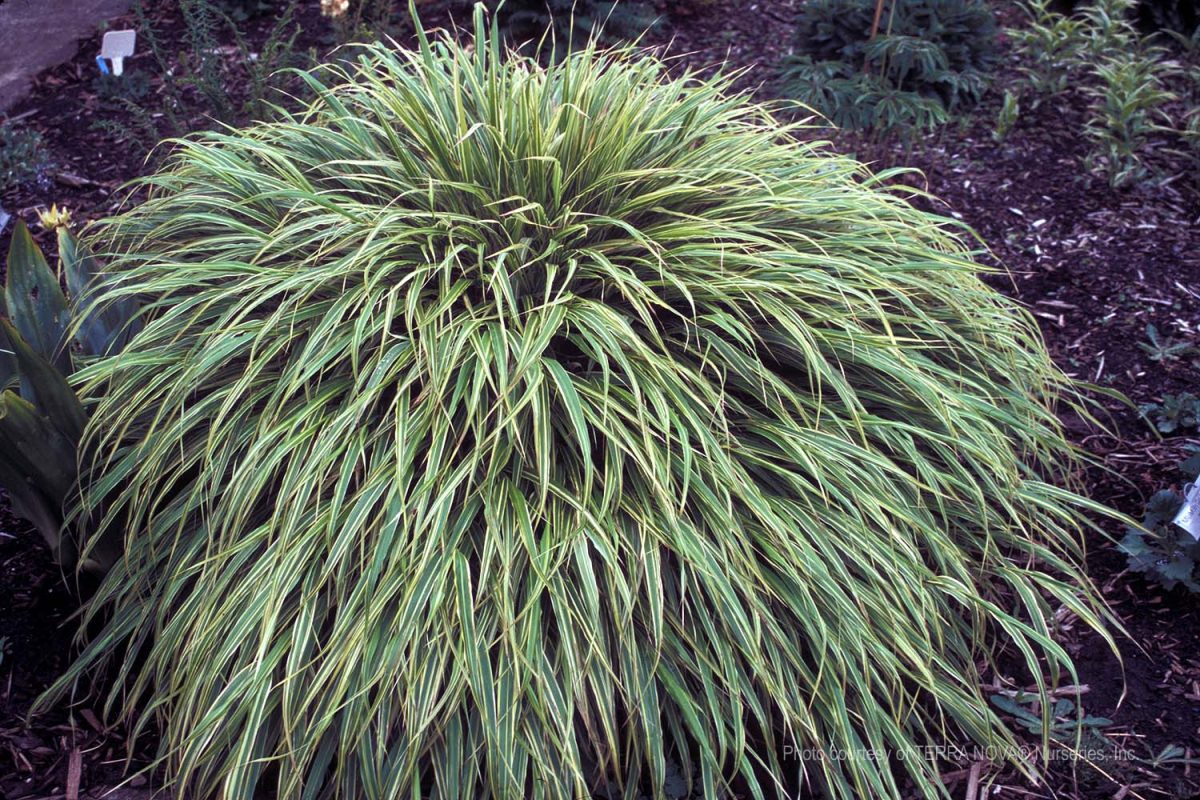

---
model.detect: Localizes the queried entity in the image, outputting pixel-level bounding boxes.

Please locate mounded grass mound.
[47,13,1116,800]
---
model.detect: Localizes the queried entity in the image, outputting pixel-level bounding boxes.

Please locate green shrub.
[782,0,999,134]
[993,88,1021,140]
[1010,0,1190,187]
[1008,0,1092,99]
[44,14,1117,800]
[1082,49,1176,187]
[91,70,153,110]
[1167,27,1200,192]
[781,60,954,137]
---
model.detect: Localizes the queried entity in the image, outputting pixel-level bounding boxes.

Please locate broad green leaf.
[0,305,16,393]
[58,227,141,356]
[0,318,85,442]
[0,389,80,565]
[4,220,72,374]
[0,453,64,557]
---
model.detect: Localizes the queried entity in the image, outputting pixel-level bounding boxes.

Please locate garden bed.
[1,1,1198,798]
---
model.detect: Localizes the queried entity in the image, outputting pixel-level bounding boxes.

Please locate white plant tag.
[0,206,10,234]
[100,30,137,77]
[1173,482,1200,542]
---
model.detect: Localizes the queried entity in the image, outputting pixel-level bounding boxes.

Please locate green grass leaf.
[40,15,1120,800]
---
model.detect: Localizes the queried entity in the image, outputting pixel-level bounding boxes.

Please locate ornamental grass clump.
[45,11,1116,800]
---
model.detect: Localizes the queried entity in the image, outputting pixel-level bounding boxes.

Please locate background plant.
[43,14,1118,800]
[213,0,281,21]
[1136,0,1199,35]
[1120,451,1200,593]
[0,123,54,195]
[1165,26,1200,192]
[1081,44,1176,186]
[1008,0,1189,187]
[476,0,659,55]
[1139,392,1200,433]
[1139,322,1199,364]
[91,70,153,111]
[322,0,408,42]
[1008,0,1091,100]
[990,692,1114,745]
[992,88,1021,141]
[782,56,951,138]
[781,0,999,137]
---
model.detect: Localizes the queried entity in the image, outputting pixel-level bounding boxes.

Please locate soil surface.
[1,1,1198,799]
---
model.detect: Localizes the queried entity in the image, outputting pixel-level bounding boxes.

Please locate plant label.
[100,30,137,77]
[1173,482,1200,542]
[0,206,9,234]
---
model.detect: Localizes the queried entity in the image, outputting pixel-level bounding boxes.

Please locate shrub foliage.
[783,0,999,134]
[47,14,1113,800]
[473,0,657,53]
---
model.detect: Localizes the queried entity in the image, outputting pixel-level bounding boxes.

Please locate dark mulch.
[1,1,1199,798]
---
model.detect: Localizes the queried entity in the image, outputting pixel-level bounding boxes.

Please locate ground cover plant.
[0,121,54,195]
[23,8,1130,799]
[1119,458,1200,593]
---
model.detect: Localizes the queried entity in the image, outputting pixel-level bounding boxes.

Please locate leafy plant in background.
[1081,49,1176,186]
[1009,0,1186,188]
[1119,451,1200,593]
[1165,21,1200,55]
[182,0,303,123]
[213,0,280,21]
[1135,0,1199,35]
[781,59,950,136]
[1078,0,1143,51]
[1008,0,1091,100]
[1139,392,1200,433]
[1166,27,1200,193]
[1139,322,1199,363]
[990,692,1114,745]
[91,70,153,111]
[0,123,54,195]
[477,0,659,55]
[321,0,407,42]
[1146,743,1200,769]
[993,88,1021,141]
[1178,104,1200,187]
[781,0,999,137]
[39,12,1120,800]
[0,220,137,570]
